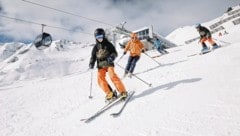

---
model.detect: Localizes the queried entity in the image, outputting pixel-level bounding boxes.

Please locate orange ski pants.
[200,37,216,46]
[97,67,126,95]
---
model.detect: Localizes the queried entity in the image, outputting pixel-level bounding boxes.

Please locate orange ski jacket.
[124,33,144,56]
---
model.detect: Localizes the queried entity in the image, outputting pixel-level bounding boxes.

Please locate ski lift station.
[115,25,177,51]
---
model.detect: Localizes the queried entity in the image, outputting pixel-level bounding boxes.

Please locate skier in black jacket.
[195,24,219,52]
[89,28,128,101]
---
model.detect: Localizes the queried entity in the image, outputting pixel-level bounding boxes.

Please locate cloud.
[0,0,239,43]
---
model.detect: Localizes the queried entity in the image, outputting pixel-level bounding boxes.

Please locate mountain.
[0,40,93,86]
[0,34,14,43]
[1,6,240,136]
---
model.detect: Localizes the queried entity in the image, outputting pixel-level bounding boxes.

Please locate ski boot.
[120,91,128,100]
[211,44,219,50]
[128,73,133,78]
[105,90,118,102]
[200,46,210,54]
[163,50,169,54]
[123,72,128,78]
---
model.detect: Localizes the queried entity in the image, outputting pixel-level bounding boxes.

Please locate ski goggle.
[95,35,104,39]
[131,36,137,40]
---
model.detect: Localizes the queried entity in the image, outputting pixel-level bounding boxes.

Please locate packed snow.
[1,9,240,136]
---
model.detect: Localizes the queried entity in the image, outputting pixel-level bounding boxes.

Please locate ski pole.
[143,52,161,66]
[129,72,152,87]
[89,70,93,99]
[116,53,125,63]
[116,63,152,87]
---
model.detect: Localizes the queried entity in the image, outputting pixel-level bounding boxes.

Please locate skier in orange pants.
[89,28,128,101]
[195,24,219,53]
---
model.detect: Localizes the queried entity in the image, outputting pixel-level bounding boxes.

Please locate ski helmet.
[94,28,105,39]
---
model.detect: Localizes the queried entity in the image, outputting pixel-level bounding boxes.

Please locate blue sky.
[0,0,239,43]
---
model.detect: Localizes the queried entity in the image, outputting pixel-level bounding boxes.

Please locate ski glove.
[142,50,145,53]
[107,55,115,64]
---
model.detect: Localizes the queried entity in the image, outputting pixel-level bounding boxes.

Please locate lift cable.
[22,0,115,27]
[0,14,92,35]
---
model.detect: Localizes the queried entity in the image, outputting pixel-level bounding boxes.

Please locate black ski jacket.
[89,38,118,69]
[198,26,211,39]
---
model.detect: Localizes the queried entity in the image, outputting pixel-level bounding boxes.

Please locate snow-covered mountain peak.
[0,40,93,85]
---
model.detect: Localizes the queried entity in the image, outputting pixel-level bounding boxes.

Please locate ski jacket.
[89,38,118,69]
[198,26,211,39]
[124,39,144,57]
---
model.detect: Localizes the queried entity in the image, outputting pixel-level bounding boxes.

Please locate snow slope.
[1,11,240,136]
[1,33,240,136]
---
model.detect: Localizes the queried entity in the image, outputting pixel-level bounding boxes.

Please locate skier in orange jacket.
[89,28,128,101]
[123,33,145,77]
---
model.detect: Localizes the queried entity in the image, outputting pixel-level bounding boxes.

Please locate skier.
[123,32,145,77]
[195,24,219,53]
[153,38,168,54]
[89,28,128,101]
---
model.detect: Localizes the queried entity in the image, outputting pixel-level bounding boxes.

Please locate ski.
[199,50,211,55]
[210,45,222,51]
[151,55,161,58]
[188,45,222,57]
[187,53,198,57]
[80,96,124,123]
[199,46,222,55]
[188,49,211,57]
[110,91,135,117]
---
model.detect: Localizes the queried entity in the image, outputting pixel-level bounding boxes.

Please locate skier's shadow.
[133,78,202,100]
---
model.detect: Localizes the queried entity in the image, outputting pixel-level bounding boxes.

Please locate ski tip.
[81,119,91,123]
[81,118,93,123]
[80,119,86,121]
[110,113,119,117]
